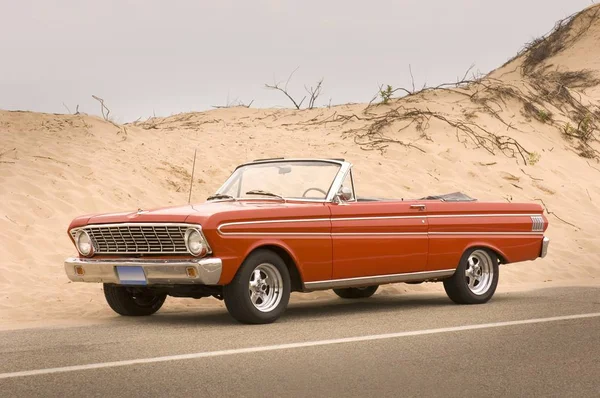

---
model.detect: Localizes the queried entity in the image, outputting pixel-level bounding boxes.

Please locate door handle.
[410,204,426,210]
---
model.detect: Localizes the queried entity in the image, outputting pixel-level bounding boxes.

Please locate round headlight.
[75,230,94,257]
[185,228,207,257]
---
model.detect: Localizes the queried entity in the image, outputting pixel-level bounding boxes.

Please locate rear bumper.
[540,236,550,258]
[64,257,222,285]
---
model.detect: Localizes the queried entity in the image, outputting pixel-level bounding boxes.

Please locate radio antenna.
[188,148,197,204]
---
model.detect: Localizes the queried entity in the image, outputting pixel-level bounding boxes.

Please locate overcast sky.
[0,0,594,122]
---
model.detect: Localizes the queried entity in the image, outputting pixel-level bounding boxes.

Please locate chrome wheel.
[248,263,283,312]
[465,250,494,295]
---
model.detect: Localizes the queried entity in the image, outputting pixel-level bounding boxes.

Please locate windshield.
[216,160,342,200]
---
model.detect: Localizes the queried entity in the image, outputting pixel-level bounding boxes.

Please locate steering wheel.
[302,187,327,198]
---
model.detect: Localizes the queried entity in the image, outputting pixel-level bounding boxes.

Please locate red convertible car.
[65,158,550,324]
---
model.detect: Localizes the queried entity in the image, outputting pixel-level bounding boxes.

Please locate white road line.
[1,312,599,380]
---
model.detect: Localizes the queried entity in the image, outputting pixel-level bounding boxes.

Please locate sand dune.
[1,4,599,328]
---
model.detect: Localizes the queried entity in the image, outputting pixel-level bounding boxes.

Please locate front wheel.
[103,284,167,316]
[223,249,291,324]
[333,285,379,299]
[443,248,499,304]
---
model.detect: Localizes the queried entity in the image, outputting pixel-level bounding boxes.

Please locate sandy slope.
[1,4,599,328]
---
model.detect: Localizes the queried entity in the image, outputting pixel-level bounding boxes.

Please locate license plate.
[116,266,147,285]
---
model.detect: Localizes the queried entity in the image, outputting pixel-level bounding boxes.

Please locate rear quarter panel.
[425,201,548,269]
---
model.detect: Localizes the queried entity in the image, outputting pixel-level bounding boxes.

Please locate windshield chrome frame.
[212,158,353,203]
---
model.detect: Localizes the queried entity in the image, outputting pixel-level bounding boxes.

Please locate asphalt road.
[1,286,599,397]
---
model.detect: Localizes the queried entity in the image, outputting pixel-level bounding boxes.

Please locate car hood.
[84,200,322,225]
[86,204,199,224]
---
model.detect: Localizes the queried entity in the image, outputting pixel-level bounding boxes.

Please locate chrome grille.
[71,223,191,254]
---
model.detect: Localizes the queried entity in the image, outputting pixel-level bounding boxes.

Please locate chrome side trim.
[429,232,544,236]
[334,215,426,221]
[540,236,550,258]
[219,217,330,228]
[64,257,222,285]
[426,213,542,218]
[218,232,428,236]
[304,269,455,291]
[217,213,544,235]
[218,232,331,236]
[333,232,428,236]
[218,230,543,237]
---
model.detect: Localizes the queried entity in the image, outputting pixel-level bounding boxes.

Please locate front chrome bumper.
[64,257,222,285]
[540,236,550,258]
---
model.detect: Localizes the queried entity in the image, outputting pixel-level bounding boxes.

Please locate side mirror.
[337,186,353,201]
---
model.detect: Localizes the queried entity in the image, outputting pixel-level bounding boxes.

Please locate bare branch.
[458,63,476,85]
[305,78,324,109]
[265,68,326,110]
[33,156,69,166]
[534,198,579,229]
[520,168,544,181]
[265,67,305,109]
[265,83,305,109]
[409,64,416,93]
[92,95,111,121]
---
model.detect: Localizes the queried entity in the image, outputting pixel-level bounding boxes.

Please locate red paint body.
[67,198,548,287]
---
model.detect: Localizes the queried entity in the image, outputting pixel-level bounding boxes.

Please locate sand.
[1,4,599,330]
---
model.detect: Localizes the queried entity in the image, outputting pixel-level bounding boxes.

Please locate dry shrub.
[519,7,599,74]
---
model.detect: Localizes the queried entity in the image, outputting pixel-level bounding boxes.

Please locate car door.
[329,199,429,280]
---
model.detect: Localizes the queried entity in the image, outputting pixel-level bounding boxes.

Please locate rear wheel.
[443,248,499,304]
[103,284,167,316]
[223,249,291,324]
[333,285,379,299]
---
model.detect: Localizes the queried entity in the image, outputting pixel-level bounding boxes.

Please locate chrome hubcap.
[465,250,493,295]
[248,263,283,312]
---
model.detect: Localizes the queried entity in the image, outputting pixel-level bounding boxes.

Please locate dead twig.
[534,198,579,229]
[0,148,16,158]
[520,168,544,181]
[92,95,111,121]
[409,64,416,93]
[305,78,324,109]
[5,215,17,224]
[91,94,128,139]
[427,172,440,181]
[587,160,600,172]
[265,67,305,109]
[33,156,69,166]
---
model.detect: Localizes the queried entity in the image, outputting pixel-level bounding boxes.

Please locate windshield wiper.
[245,190,285,200]
[206,194,234,201]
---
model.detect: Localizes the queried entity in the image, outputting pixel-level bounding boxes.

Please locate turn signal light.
[74,265,85,276]
[186,267,198,278]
